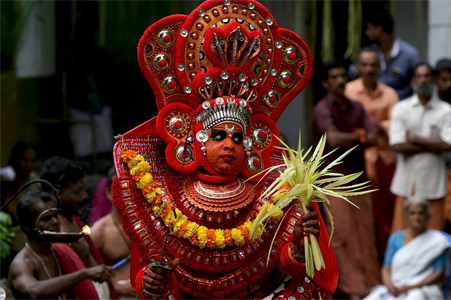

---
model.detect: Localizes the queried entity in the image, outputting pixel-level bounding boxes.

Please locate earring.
[243,136,252,156]
[196,130,208,156]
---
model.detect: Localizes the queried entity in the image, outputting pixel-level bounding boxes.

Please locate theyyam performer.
[112,0,339,298]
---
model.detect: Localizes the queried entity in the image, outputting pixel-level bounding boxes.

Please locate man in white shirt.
[389,63,451,231]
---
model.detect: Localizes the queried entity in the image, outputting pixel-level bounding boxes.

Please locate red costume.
[112,0,338,298]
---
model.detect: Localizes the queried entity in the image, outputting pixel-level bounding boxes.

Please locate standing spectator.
[435,58,451,104]
[40,156,117,298]
[312,61,380,299]
[9,189,113,299]
[90,168,138,298]
[390,63,451,231]
[345,48,399,258]
[435,58,451,226]
[364,10,421,100]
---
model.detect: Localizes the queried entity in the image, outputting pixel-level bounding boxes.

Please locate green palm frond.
[249,130,375,278]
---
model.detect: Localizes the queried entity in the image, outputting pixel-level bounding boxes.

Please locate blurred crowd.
[312,10,451,300]
[1,9,450,300]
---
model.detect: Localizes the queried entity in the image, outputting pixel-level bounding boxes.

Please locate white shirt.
[389,94,451,199]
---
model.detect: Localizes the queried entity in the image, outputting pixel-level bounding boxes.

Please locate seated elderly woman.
[364,197,450,300]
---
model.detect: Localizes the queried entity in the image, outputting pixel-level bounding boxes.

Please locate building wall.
[392,0,429,60]
[428,0,451,65]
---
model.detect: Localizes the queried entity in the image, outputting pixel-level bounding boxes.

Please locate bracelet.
[141,289,164,299]
[290,242,305,263]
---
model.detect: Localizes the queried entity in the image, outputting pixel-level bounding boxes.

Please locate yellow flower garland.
[121,149,283,250]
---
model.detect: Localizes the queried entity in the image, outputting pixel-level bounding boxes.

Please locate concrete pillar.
[16,0,55,78]
[428,0,451,65]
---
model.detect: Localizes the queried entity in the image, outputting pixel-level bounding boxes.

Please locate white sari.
[364,230,450,300]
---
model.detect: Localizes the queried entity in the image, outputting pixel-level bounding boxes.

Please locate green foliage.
[344,0,362,61]
[321,0,334,62]
[249,130,376,278]
[0,212,20,260]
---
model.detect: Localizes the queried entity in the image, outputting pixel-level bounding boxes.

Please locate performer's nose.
[224,137,235,151]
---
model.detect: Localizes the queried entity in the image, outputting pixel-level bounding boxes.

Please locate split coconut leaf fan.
[249,131,376,278]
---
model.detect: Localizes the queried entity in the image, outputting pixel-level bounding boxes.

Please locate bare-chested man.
[40,156,117,298]
[91,168,138,298]
[9,190,112,299]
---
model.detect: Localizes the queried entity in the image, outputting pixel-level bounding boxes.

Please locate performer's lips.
[220,154,235,162]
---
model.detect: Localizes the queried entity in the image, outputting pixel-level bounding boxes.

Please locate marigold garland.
[120,149,284,250]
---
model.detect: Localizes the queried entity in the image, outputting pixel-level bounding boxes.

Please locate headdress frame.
[133,0,312,180]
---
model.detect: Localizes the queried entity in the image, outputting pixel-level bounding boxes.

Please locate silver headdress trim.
[196,98,251,132]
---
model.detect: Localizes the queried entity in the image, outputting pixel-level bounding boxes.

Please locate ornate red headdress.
[112,2,341,298]
[122,0,312,181]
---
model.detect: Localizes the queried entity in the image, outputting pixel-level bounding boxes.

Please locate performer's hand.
[84,265,113,282]
[143,258,180,293]
[294,204,320,247]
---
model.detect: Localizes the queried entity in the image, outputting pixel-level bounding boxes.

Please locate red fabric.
[73,215,119,299]
[203,23,263,70]
[310,201,339,295]
[155,102,198,174]
[51,244,100,300]
[137,15,188,110]
[278,242,306,278]
[276,201,338,295]
[257,28,313,122]
[127,202,338,298]
[129,240,142,291]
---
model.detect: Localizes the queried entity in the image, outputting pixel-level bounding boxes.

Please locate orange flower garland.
[121,149,283,250]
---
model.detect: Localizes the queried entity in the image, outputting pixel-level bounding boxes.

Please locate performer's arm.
[278,203,338,295]
[10,259,112,299]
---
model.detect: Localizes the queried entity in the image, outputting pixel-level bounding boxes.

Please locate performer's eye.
[231,132,243,145]
[210,129,227,142]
